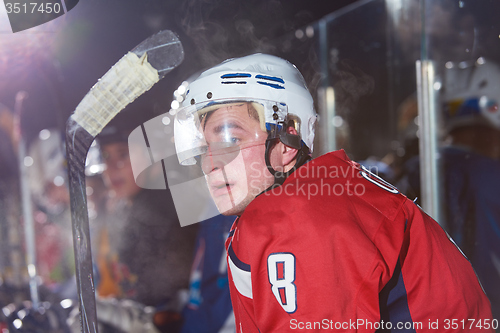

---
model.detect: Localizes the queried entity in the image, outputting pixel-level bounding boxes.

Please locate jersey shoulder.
[269,150,405,219]
[242,150,408,243]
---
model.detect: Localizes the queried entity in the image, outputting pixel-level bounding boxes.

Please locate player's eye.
[228,136,241,144]
[221,131,241,144]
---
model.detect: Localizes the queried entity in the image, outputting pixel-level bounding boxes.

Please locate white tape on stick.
[71,52,159,137]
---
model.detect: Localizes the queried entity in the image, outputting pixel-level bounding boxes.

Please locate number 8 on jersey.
[267,253,297,313]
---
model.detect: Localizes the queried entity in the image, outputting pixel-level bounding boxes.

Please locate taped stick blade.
[132,30,184,78]
[70,30,184,137]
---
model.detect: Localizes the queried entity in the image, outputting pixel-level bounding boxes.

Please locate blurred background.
[0,0,500,331]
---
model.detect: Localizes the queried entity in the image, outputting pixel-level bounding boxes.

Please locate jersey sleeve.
[229,198,493,333]
[226,151,493,332]
[397,200,493,331]
[229,192,404,332]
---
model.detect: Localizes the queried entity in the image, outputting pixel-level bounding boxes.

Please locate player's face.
[201,103,277,216]
[101,142,141,199]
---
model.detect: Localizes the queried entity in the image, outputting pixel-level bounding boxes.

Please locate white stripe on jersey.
[228,255,253,299]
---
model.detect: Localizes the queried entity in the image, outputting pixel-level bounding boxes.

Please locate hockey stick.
[65,30,184,333]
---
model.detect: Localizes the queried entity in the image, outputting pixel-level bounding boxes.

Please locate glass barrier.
[273,0,420,193]
[420,0,500,321]
[274,0,499,321]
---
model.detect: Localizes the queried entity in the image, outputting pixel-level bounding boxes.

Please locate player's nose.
[200,145,240,174]
[201,147,220,174]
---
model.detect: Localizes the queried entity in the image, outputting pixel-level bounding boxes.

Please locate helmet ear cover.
[266,118,302,148]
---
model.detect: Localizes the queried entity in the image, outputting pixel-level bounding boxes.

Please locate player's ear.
[282,126,299,169]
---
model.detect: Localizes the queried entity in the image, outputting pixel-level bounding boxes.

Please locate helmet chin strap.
[264,138,311,189]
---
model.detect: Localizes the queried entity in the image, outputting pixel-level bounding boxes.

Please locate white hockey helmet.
[442,58,500,132]
[174,53,317,166]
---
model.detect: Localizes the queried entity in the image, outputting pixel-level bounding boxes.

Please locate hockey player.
[173,54,493,332]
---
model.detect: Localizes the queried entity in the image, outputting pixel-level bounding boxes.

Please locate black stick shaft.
[66,118,98,333]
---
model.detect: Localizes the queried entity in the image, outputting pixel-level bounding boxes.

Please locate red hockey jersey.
[225,150,493,332]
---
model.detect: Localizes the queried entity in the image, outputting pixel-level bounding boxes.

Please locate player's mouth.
[210,181,234,197]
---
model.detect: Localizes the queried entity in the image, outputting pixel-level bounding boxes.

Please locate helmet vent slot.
[221,81,247,84]
[220,73,250,85]
[257,81,285,89]
[255,74,285,89]
[255,74,284,84]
